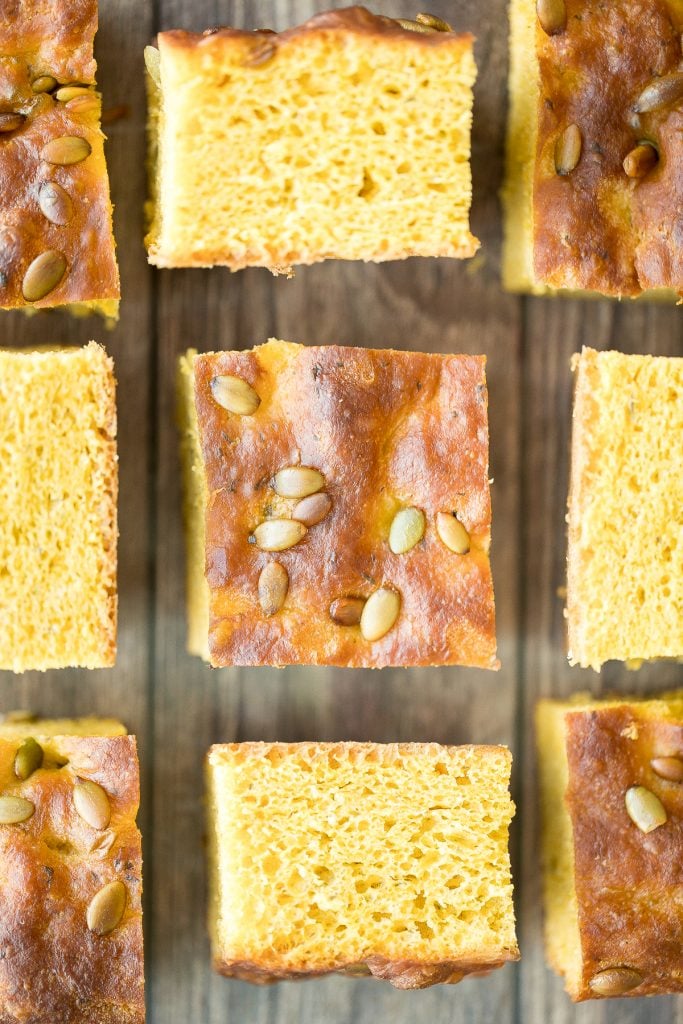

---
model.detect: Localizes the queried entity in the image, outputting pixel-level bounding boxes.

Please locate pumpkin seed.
[40,136,91,165]
[22,250,67,301]
[634,72,683,113]
[54,86,92,103]
[66,93,100,116]
[86,880,126,935]
[0,795,35,824]
[0,113,25,133]
[555,123,582,175]
[415,13,452,31]
[38,181,73,225]
[273,466,324,499]
[14,738,43,781]
[292,492,332,526]
[32,75,57,93]
[395,18,435,34]
[89,829,117,858]
[536,0,566,35]
[258,561,288,616]
[623,142,658,178]
[436,512,470,554]
[253,519,307,552]
[589,967,643,997]
[210,374,260,415]
[243,41,276,67]
[360,588,401,642]
[625,785,667,833]
[73,778,111,831]
[330,596,365,626]
[651,756,683,782]
[389,507,425,554]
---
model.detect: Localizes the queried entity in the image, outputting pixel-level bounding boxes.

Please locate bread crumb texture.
[0,731,144,1023]
[146,7,478,270]
[207,742,518,987]
[0,343,117,671]
[537,693,683,1001]
[567,347,683,669]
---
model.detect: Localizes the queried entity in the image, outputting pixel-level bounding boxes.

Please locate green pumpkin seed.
[589,967,643,997]
[40,136,91,165]
[360,588,401,641]
[258,561,288,616]
[38,181,74,225]
[436,512,470,554]
[389,507,425,554]
[14,738,43,781]
[253,519,307,552]
[22,250,67,301]
[536,0,566,35]
[210,374,260,415]
[273,466,324,499]
[330,596,365,626]
[73,778,111,830]
[0,795,35,824]
[32,75,57,93]
[625,785,667,833]
[86,880,126,935]
[292,492,332,526]
[0,113,25,133]
[650,756,683,782]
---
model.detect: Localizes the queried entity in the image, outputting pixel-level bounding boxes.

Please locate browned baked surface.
[0,0,119,313]
[565,704,683,999]
[0,734,144,1023]
[192,340,497,668]
[534,0,683,295]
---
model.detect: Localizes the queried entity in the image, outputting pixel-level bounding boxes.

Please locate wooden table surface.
[2,1,682,1022]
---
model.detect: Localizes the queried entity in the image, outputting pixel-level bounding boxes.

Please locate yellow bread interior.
[536,692,683,997]
[207,742,518,974]
[0,342,117,672]
[0,714,127,741]
[502,0,539,293]
[177,350,210,660]
[567,348,683,670]
[145,24,478,270]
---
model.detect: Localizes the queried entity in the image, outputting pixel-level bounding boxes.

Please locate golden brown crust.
[533,0,683,295]
[0,0,119,313]
[213,954,513,988]
[0,735,144,1023]
[159,6,469,53]
[192,341,497,669]
[564,705,683,999]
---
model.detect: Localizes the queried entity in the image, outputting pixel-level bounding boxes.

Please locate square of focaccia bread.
[179,338,497,669]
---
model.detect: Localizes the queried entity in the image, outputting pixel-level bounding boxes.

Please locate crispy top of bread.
[538,693,683,1000]
[0,343,118,672]
[146,6,478,271]
[207,742,518,987]
[0,732,144,1023]
[533,0,683,295]
[0,0,119,315]
[186,339,497,669]
[566,347,683,669]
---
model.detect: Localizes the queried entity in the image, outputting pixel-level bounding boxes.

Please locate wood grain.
[0,2,681,1023]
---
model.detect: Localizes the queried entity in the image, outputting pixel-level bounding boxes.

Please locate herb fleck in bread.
[207,742,518,987]
[146,6,478,272]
